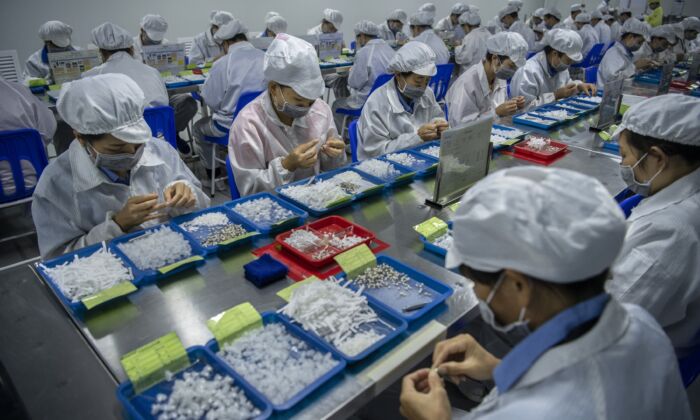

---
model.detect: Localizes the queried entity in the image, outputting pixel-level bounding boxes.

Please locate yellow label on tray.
[121,332,189,394]
[395,172,415,182]
[178,70,194,76]
[218,231,258,246]
[414,217,448,242]
[448,202,460,212]
[334,244,376,278]
[207,302,262,345]
[28,78,47,87]
[276,276,320,302]
[48,84,62,91]
[81,281,137,310]
[157,255,203,274]
[326,195,352,208]
[160,71,172,77]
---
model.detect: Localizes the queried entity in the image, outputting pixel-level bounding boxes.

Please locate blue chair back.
[224,156,241,199]
[584,66,598,84]
[349,120,359,163]
[679,345,700,387]
[619,194,643,218]
[429,63,455,102]
[370,73,393,95]
[573,43,604,68]
[350,40,356,51]
[607,41,615,51]
[143,106,177,149]
[0,128,48,203]
[233,91,264,123]
[526,51,537,60]
[594,43,608,65]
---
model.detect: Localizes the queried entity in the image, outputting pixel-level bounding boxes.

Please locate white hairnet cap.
[544,7,562,20]
[410,11,435,26]
[38,21,72,48]
[265,11,280,21]
[575,13,592,23]
[619,7,632,14]
[451,3,469,15]
[354,20,380,37]
[92,22,134,50]
[651,25,676,43]
[571,3,584,12]
[419,3,437,17]
[213,19,248,43]
[445,167,626,282]
[323,8,343,28]
[507,0,524,9]
[264,34,324,100]
[459,11,481,26]
[388,9,408,24]
[533,8,546,18]
[603,14,614,21]
[545,28,583,61]
[499,5,520,21]
[684,17,700,32]
[487,32,528,67]
[266,15,288,34]
[534,23,546,34]
[387,41,437,76]
[140,14,168,42]
[591,10,603,20]
[621,17,649,37]
[58,73,151,144]
[612,94,700,146]
[210,10,234,27]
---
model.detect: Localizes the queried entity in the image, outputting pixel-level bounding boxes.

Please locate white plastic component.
[181,212,230,231]
[421,145,440,158]
[232,198,295,225]
[117,226,192,270]
[385,152,425,168]
[355,159,400,179]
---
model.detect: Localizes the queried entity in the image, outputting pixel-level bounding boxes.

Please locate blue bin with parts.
[351,159,416,188]
[512,111,561,130]
[417,221,453,257]
[490,124,528,151]
[226,192,308,235]
[410,141,442,163]
[380,150,439,178]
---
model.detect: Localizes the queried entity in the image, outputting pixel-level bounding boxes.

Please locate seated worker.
[258,12,287,38]
[527,7,545,29]
[511,28,596,107]
[188,10,234,65]
[597,18,649,88]
[409,11,450,65]
[378,9,410,46]
[399,167,692,420]
[434,3,470,42]
[419,3,437,20]
[563,3,583,30]
[591,10,612,47]
[531,23,547,52]
[193,19,266,176]
[454,11,491,73]
[605,14,622,43]
[133,14,168,61]
[608,95,700,360]
[634,25,677,65]
[0,78,56,197]
[673,17,700,59]
[618,7,633,28]
[644,0,663,28]
[500,4,536,50]
[25,20,77,84]
[357,42,447,160]
[446,32,528,127]
[307,8,343,35]
[542,7,564,30]
[228,35,346,196]
[574,13,600,59]
[32,74,209,258]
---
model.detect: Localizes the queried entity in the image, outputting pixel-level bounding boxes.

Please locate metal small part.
[402,302,428,312]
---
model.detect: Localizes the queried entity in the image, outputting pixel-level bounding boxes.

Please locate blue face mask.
[477,273,531,338]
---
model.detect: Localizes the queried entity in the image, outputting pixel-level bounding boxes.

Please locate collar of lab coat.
[104,50,133,63]
[475,63,507,99]
[205,28,217,46]
[386,78,432,114]
[261,89,310,129]
[534,51,554,77]
[629,166,700,221]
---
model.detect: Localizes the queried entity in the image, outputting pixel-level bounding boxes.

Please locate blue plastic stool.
[429,63,455,103]
[584,66,598,84]
[573,44,604,69]
[0,128,48,205]
[224,156,241,199]
[143,106,177,149]
[335,73,393,138]
[348,120,360,163]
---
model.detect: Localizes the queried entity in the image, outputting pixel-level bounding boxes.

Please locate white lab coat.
[455,300,692,419]
[25,48,51,81]
[609,168,700,358]
[413,29,451,65]
[378,22,409,45]
[227,90,347,196]
[510,51,580,107]
[597,42,636,88]
[633,43,675,64]
[594,21,612,47]
[357,77,445,159]
[578,24,601,59]
[563,16,576,30]
[32,138,210,258]
[610,21,621,42]
[188,29,223,65]
[81,51,168,108]
[454,27,490,73]
[201,41,266,128]
[508,21,537,51]
[347,39,395,101]
[307,24,323,35]
[446,63,507,127]
[435,16,466,41]
[132,36,170,62]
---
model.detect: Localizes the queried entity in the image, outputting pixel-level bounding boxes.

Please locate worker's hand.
[282,139,319,172]
[113,194,168,232]
[320,138,345,158]
[432,334,501,382]
[514,96,526,109]
[577,83,597,96]
[554,82,578,99]
[418,123,440,141]
[495,99,519,116]
[164,182,196,209]
[433,119,450,134]
[399,369,451,420]
[634,58,656,71]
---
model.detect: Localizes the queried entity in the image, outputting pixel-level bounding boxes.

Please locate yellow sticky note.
[218,231,258,246]
[160,71,172,77]
[414,217,448,242]
[207,302,262,346]
[276,276,319,302]
[619,104,630,115]
[334,244,377,278]
[178,70,194,76]
[120,332,189,394]
[28,78,47,87]
[81,281,137,310]
[599,131,612,142]
[157,255,203,275]
[448,202,460,212]
[186,63,197,70]
[48,84,62,91]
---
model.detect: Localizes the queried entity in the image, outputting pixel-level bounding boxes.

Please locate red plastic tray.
[275,216,376,268]
[514,137,568,160]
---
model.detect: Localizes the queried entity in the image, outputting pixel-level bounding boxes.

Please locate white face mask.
[477,273,531,337]
[619,152,664,197]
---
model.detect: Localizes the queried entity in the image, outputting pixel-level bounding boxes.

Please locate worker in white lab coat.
[409,11,450,65]
[542,8,564,30]
[32,74,209,258]
[188,10,234,65]
[25,20,77,84]
[307,8,343,35]
[356,41,447,159]
[526,7,545,29]
[597,18,649,88]
[192,19,266,172]
[399,166,692,420]
[0,78,56,197]
[634,25,677,65]
[499,5,536,50]
[454,11,490,74]
[563,4,584,30]
[673,18,700,59]
[591,10,612,47]
[378,9,410,46]
[132,14,169,61]
[258,13,287,38]
[418,3,437,19]
[434,3,470,44]
[510,29,596,108]
[608,94,700,360]
[446,32,528,126]
[574,13,600,59]
[227,35,346,196]
[531,24,546,52]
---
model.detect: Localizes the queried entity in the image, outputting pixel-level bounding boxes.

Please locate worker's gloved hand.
[282,139,319,172]
[431,334,501,382]
[514,95,526,109]
[399,368,451,420]
[577,83,597,96]
[164,182,196,209]
[495,99,519,116]
[320,138,345,158]
[113,193,168,232]
[634,57,656,71]
[554,82,578,99]
[433,119,450,135]
[418,123,440,141]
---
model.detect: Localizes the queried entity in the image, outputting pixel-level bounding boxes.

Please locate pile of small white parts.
[117,227,192,270]
[490,134,510,146]
[232,198,294,225]
[491,127,524,139]
[432,232,454,250]
[284,229,322,253]
[385,152,426,168]
[327,231,364,249]
[421,145,440,158]
[526,136,558,152]
[181,212,230,231]
[284,228,365,260]
[350,263,411,289]
[281,180,349,210]
[579,95,602,103]
[219,323,339,405]
[533,110,569,121]
[520,113,555,124]
[329,171,375,194]
[151,366,261,419]
[356,159,400,180]
[281,279,388,356]
[41,247,133,302]
[555,103,582,112]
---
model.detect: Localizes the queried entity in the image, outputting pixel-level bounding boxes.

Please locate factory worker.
[531,24,546,52]
[379,9,410,46]
[228,35,346,196]
[454,11,490,73]
[634,25,676,65]
[618,8,632,26]
[25,20,76,83]
[133,14,168,60]
[510,29,596,107]
[597,18,649,88]
[644,0,663,28]
[499,5,536,50]
[608,94,700,360]
[32,74,209,259]
[188,10,234,65]
[357,42,447,160]
[399,166,692,420]
[435,3,470,42]
[193,19,266,174]
[409,12,450,65]
[563,4,584,30]
[606,14,621,43]
[542,8,563,30]
[259,13,287,38]
[675,17,700,58]
[591,10,612,47]
[307,9,343,35]
[446,32,528,126]
[527,8,545,29]
[575,13,600,59]
[0,78,56,197]
[419,3,437,19]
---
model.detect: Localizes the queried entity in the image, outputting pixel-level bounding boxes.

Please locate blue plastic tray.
[417,221,453,257]
[226,192,308,235]
[35,243,140,315]
[110,223,206,285]
[276,167,385,217]
[410,141,441,162]
[171,206,260,256]
[512,112,560,130]
[116,346,272,420]
[381,150,439,177]
[490,124,528,151]
[164,79,192,88]
[558,98,598,113]
[601,140,620,154]
[339,255,453,323]
[541,103,587,119]
[569,95,602,108]
[351,159,416,188]
[207,312,346,412]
